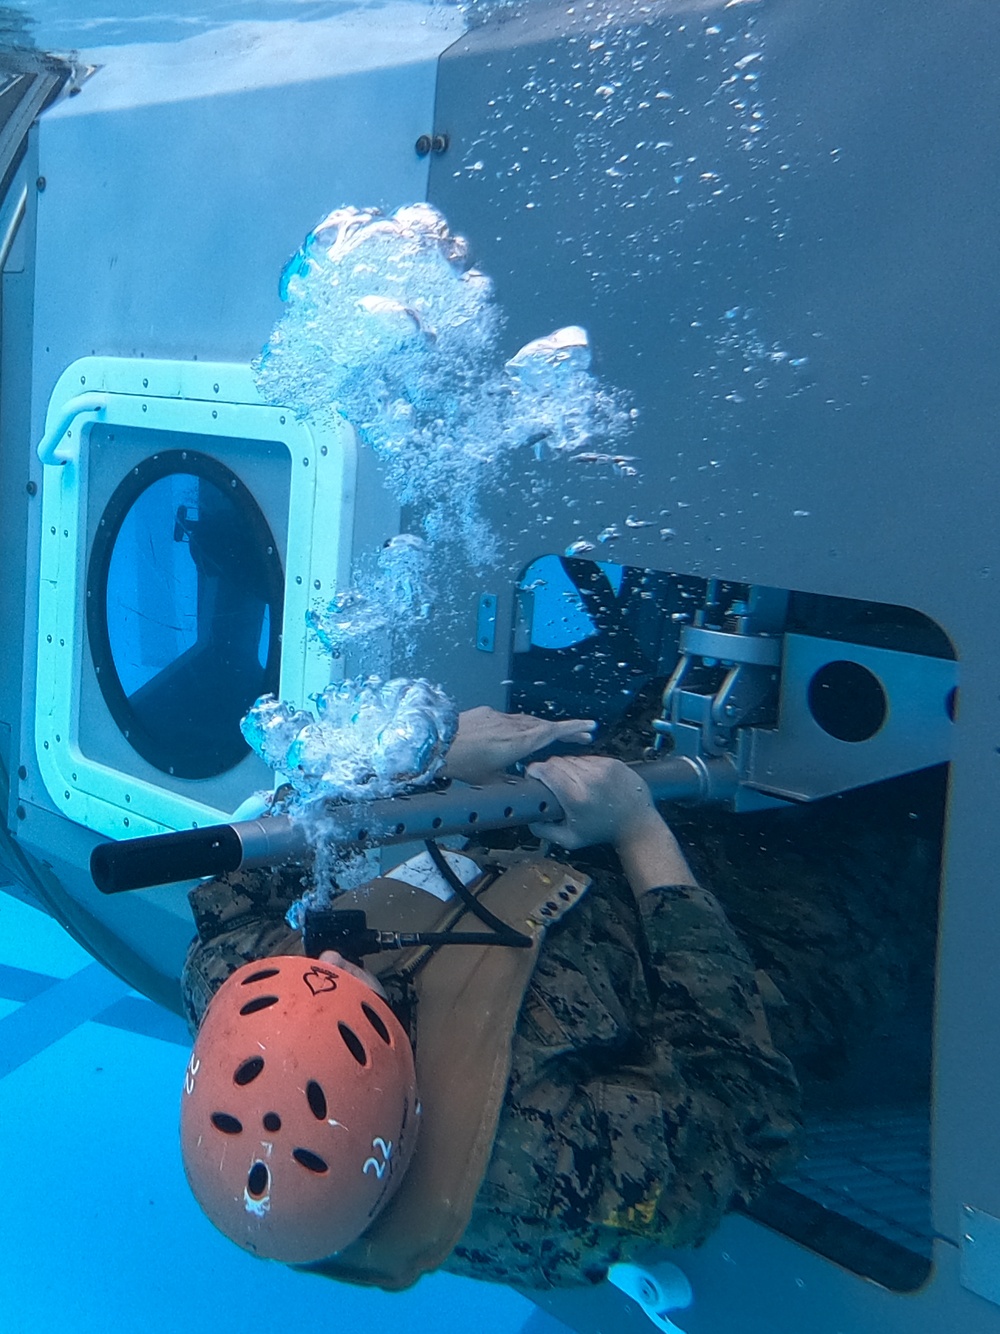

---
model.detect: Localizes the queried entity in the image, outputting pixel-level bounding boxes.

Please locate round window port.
[86,450,284,778]
[807,660,888,743]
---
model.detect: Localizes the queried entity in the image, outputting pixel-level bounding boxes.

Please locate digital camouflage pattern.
[443,864,801,1288]
[180,790,938,1290]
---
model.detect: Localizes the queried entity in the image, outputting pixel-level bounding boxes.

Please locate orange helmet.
[180,956,419,1263]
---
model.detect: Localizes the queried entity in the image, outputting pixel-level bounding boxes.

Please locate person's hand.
[318,950,388,1000]
[525,754,658,850]
[527,755,697,895]
[442,706,596,785]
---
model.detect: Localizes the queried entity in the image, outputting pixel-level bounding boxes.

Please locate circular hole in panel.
[807,660,888,743]
[86,450,284,779]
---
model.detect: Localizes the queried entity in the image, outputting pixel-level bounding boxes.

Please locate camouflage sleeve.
[673,808,940,1079]
[627,883,803,1238]
[180,866,308,1036]
[452,876,802,1288]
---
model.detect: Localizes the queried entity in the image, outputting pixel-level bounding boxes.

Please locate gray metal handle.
[92,754,737,893]
[37,392,107,466]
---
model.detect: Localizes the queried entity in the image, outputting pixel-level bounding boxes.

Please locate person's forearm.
[615,809,698,898]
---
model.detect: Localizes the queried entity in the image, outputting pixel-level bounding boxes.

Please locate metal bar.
[90,754,738,894]
[0,182,26,273]
[36,392,107,465]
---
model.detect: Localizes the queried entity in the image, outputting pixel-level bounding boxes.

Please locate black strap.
[423,840,532,948]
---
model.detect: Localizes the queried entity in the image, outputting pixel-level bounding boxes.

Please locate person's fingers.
[550,718,597,745]
[528,820,586,849]
[526,755,591,807]
[318,951,387,1000]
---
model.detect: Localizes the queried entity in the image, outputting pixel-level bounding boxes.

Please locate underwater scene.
[0,1,996,1332]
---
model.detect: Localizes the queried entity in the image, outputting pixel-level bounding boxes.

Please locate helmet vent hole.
[338,1022,368,1066]
[242,967,280,985]
[362,1002,391,1046]
[240,995,280,1016]
[247,1162,269,1197]
[263,1112,281,1133]
[293,1148,329,1174]
[306,1081,328,1120]
[234,1056,265,1085]
[211,1112,243,1135]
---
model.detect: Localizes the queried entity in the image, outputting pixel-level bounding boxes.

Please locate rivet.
[26,480,37,496]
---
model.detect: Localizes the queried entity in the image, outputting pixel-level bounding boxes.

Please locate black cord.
[424,840,532,948]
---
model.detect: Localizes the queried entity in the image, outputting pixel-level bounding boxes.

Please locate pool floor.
[0,886,539,1334]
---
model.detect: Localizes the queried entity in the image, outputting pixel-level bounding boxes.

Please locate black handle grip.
[90,824,244,894]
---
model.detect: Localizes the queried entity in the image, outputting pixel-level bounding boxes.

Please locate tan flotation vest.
[300,855,590,1291]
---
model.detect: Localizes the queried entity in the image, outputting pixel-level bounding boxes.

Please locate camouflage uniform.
[180,790,937,1290]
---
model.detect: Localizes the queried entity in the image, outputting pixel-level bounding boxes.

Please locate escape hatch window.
[86,450,284,779]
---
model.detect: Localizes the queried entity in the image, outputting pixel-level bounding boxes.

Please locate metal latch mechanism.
[654,580,956,806]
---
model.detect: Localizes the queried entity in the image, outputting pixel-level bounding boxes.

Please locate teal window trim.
[34,356,356,840]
